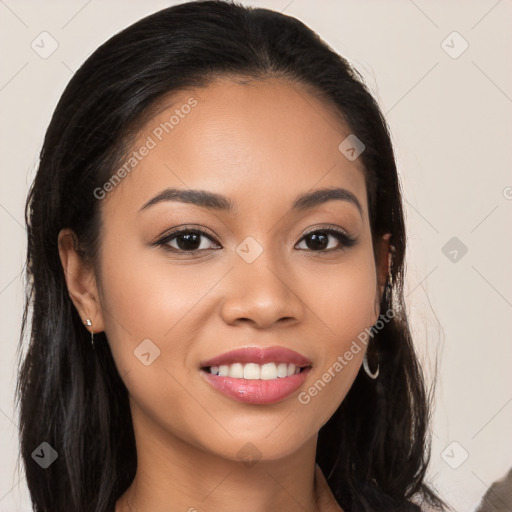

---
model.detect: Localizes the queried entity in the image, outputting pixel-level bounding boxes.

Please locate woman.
[16,1,447,511]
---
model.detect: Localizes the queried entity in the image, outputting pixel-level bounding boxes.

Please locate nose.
[220,252,304,329]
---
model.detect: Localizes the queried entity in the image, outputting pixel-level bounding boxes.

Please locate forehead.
[102,77,369,220]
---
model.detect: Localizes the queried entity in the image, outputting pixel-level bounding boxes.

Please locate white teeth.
[277,363,288,378]
[243,363,260,380]
[218,365,229,377]
[260,362,277,380]
[229,363,244,378]
[207,362,306,380]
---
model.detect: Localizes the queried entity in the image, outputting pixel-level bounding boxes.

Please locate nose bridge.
[238,241,288,293]
[220,235,302,327]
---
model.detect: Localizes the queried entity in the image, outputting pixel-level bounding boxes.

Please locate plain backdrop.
[1,1,511,511]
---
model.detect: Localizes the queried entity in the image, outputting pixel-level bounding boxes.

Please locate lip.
[199,345,312,368]
[200,367,312,405]
[199,346,313,405]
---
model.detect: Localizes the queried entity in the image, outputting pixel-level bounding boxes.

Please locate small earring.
[363,350,379,379]
[85,319,95,349]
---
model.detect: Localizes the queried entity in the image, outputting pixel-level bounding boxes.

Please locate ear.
[372,232,393,319]
[58,228,105,334]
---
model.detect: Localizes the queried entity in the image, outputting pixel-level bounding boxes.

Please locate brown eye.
[156,228,220,253]
[296,228,357,252]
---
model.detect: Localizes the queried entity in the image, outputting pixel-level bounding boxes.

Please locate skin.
[59,77,391,512]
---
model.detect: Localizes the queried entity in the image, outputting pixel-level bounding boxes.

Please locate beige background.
[1,1,511,510]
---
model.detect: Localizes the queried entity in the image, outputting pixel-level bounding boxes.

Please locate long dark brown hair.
[16,1,447,510]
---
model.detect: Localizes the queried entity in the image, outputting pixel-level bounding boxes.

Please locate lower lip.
[200,367,312,405]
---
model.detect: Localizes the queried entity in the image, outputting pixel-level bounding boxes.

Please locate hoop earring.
[363,350,379,379]
[85,319,95,349]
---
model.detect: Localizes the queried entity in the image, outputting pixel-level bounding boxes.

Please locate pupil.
[308,232,328,251]
[178,233,200,251]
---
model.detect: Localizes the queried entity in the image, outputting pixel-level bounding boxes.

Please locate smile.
[199,346,313,405]
[205,362,306,379]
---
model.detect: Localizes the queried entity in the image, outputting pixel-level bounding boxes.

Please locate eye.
[152,225,357,255]
[154,227,220,253]
[295,227,357,252]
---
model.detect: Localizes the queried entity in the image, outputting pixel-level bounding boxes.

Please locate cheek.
[306,250,378,349]
[95,235,198,366]
[98,222,211,330]
[96,242,214,438]
[96,235,228,390]
[294,252,377,427]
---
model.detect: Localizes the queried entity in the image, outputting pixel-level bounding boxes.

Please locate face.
[63,77,390,463]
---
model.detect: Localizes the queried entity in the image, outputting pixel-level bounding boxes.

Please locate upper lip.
[199,345,312,369]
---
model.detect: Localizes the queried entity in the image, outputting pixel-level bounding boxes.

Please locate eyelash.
[153,225,357,255]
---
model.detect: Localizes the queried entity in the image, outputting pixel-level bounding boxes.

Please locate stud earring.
[85,319,95,349]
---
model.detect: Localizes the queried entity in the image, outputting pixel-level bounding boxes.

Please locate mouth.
[201,362,310,379]
[199,346,313,405]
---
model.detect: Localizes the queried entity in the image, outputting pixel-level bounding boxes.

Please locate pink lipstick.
[199,346,312,405]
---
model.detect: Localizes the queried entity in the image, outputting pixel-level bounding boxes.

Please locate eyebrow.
[139,186,363,217]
